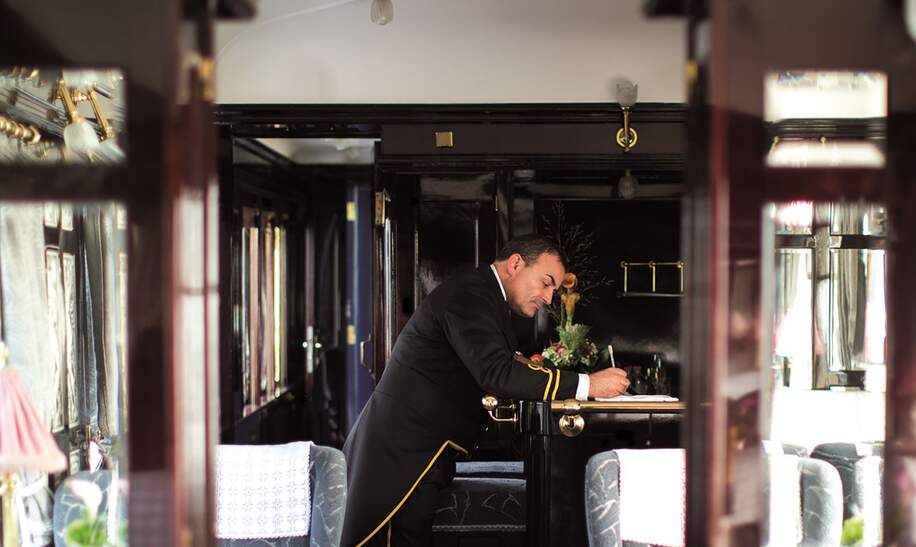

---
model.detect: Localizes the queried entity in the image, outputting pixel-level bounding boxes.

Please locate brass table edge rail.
[551,399,686,414]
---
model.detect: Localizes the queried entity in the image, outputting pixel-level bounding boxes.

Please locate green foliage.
[64,515,108,547]
[558,323,590,351]
[840,515,864,546]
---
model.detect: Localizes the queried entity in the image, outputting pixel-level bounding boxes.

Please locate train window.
[764,71,886,168]
[239,207,290,415]
[0,68,125,164]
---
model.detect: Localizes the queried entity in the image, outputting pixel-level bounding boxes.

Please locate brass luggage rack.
[619,260,684,297]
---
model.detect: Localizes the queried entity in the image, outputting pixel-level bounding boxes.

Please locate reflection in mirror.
[0,202,128,545]
[829,249,886,376]
[831,203,886,236]
[764,71,886,168]
[239,207,290,416]
[762,202,886,547]
[774,200,813,235]
[0,68,125,164]
[773,249,813,389]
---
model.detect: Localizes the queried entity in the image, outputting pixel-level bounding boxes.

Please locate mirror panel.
[0,68,125,164]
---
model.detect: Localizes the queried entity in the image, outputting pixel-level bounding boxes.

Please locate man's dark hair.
[495,234,566,267]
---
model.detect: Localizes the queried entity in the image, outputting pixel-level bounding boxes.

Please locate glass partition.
[1,201,128,545]
[763,201,886,547]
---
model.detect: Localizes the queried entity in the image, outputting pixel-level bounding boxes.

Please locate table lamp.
[0,342,66,547]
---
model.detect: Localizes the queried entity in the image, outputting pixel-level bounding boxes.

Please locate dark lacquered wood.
[689,1,916,545]
[381,123,685,156]
[0,2,223,543]
[216,103,686,133]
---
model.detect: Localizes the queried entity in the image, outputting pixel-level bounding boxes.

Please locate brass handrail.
[620,260,684,294]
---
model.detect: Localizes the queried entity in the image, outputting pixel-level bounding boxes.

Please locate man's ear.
[507,253,525,277]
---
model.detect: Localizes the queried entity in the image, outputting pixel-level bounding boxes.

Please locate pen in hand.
[608,344,635,395]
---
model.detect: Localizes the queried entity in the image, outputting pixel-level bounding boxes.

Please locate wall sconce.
[371,0,394,25]
[618,169,639,199]
[58,80,100,160]
[616,81,638,152]
[85,84,125,162]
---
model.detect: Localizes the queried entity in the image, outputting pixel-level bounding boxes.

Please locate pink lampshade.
[0,367,66,473]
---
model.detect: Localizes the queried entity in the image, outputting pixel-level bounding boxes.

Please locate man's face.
[503,252,566,318]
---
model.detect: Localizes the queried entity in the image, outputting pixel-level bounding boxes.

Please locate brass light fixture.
[617,169,639,199]
[616,80,638,152]
[58,80,100,159]
[0,115,40,144]
[85,84,124,162]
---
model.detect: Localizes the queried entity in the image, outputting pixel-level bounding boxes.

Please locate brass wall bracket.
[481,395,518,424]
[615,126,638,151]
[435,131,454,148]
[620,260,684,294]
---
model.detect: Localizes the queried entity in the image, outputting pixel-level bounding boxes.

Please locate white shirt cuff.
[575,373,590,401]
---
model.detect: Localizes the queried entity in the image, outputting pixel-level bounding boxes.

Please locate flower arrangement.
[63,479,126,547]
[541,272,600,373]
[538,204,612,373]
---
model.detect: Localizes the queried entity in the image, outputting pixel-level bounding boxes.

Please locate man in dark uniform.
[341,234,630,546]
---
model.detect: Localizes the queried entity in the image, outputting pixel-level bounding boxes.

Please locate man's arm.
[442,290,578,401]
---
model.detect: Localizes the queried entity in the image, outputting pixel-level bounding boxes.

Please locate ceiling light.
[618,170,639,199]
[371,0,393,25]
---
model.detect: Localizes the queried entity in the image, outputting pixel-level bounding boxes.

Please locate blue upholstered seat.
[432,460,526,534]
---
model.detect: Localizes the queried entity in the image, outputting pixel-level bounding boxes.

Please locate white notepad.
[594,394,679,402]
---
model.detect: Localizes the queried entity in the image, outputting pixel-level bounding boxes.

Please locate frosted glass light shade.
[96,138,126,163]
[63,119,100,158]
[616,81,638,108]
[618,170,639,199]
[371,0,393,25]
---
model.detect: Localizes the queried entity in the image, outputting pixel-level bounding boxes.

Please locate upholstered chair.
[584,450,683,547]
[583,450,843,547]
[215,442,347,547]
[810,442,884,520]
[432,460,527,544]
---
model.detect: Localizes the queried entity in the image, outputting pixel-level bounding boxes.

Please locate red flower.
[530,354,543,364]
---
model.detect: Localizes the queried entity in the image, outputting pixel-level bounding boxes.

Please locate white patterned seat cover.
[215,441,312,540]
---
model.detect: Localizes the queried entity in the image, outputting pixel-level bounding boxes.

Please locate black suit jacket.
[341,267,579,545]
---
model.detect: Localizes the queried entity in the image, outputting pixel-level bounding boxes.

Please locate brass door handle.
[481,395,517,424]
[558,414,585,437]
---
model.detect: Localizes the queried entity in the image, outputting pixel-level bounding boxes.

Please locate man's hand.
[588,367,630,398]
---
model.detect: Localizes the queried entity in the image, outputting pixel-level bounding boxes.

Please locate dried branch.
[541,203,612,323]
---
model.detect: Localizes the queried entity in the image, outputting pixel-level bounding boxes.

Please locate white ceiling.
[216,0,687,104]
